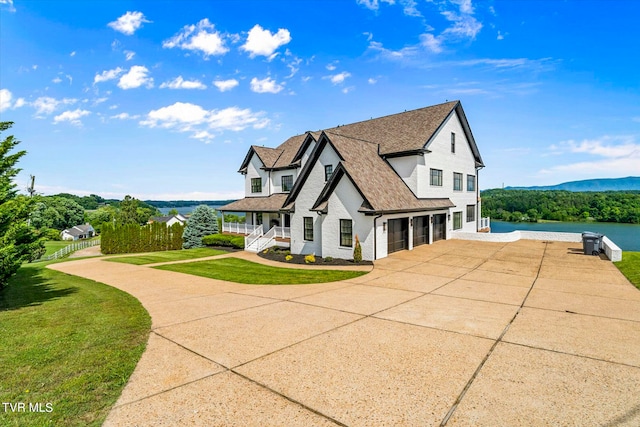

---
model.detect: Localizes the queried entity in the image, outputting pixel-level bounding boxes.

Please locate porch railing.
[244,226,263,251]
[273,226,290,239]
[256,226,277,252]
[223,222,260,235]
[479,217,491,230]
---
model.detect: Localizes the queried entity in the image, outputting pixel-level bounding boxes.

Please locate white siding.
[321,177,374,261]
[290,145,341,257]
[387,155,422,196]
[244,154,269,197]
[270,169,297,194]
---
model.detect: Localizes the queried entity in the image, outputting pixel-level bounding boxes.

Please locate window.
[251,177,261,193]
[453,172,463,191]
[467,175,476,192]
[340,219,353,247]
[324,164,333,181]
[303,217,313,241]
[451,132,456,153]
[467,205,475,222]
[281,175,293,192]
[453,212,462,230]
[430,168,443,186]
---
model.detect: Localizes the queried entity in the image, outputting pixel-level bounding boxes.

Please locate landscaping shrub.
[324,256,333,262]
[202,233,244,249]
[353,234,362,263]
[285,254,293,261]
[304,254,316,264]
[101,222,184,254]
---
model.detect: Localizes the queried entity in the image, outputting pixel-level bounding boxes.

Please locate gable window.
[324,164,333,181]
[430,168,443,186]
[340,219,353,247]
[303,217,313,241]
[466,205,475,222]
[453,172,463,191]
[453,212,462,230]
[451,132,456,153]
[467,175,476,192]
[281,175,293,192]
[251,177,262,193]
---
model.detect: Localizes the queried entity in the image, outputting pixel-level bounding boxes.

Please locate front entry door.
[388,218,409,254]
[433,214,446,242]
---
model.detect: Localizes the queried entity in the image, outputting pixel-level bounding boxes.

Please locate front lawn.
[104,247,228,265]
[0,262,150,427]
[614,251,640,290]
[155,257,367,284]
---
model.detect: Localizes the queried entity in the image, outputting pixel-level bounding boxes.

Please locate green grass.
[43,237,100,256]
[105,247,228,265]
[0,261,150,427]
[155,257,367,284]
[614,251,640,290]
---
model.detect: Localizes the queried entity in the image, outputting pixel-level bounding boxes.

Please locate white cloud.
[356,0,395,11]
[241,24,291,59]
[326,72,351,85]
[441,5,482,39]
[111,112,140,120]
[124,50,136,60]
[108,11,151,35]
[213,79,239,92]
[540,136,640,178]
[368,78,377,84]
[13,98,25,109]
[250,77,284,94]
[0,88,12,112]
[94,67,125,84]
[367,40,419,61]
[497,31,505,40]
[70,51,76,57]
[326,63,337,71]
[0,0,16,12]
[140,102,270,139]
[342,86,355,94]
[420,33,443,53]
[160,76,206,90]
[118,66,153,89]
[53,109,90,126]
[32,96,77,115]
[163,18,229,58]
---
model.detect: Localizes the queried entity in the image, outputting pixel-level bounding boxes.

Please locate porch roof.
[219,194,288,213]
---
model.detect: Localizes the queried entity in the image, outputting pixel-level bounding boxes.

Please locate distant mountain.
[504,177,640,192]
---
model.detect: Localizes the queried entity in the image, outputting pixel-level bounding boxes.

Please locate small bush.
[324,256,333,262]
[304,254,316,264]
[353,234,362,263]
[285,255,293,261]
[202,234,244,249]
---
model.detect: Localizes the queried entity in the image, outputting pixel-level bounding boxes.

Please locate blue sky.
[1,0,638,200]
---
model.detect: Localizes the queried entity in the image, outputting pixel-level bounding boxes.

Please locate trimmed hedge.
[101,222,185,254]
[202,233,244,249]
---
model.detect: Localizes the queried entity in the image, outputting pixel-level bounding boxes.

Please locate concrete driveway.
[49,240,640,426]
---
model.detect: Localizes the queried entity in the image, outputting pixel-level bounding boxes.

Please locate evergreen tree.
[182,205,218,249]
[0,122,45,288]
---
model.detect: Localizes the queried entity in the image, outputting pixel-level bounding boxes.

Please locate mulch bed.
[257,248,373,266]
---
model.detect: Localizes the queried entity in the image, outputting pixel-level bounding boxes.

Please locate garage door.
[388,218,408,254]
[413,215,429,247]
[433,214,446,242]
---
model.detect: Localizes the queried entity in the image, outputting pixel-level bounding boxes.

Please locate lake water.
[158,205,245,217]
[490,220,640,251]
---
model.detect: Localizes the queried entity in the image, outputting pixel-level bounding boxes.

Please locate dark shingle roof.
[219,194,288,212]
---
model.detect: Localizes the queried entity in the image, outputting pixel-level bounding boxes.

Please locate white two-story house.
[220,100,485,260]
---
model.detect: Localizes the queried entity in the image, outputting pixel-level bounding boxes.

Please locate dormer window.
[281,175,293,192]
[251,178,262,193]
[324,164,333,181]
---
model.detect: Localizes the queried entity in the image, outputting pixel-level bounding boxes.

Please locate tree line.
[481,189,640,224]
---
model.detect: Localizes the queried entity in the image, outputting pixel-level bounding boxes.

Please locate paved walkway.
[49,240,640,426]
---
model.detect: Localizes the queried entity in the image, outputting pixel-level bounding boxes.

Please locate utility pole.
[27,175,36,197]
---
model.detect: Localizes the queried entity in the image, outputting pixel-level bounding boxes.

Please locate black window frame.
[251,177,262,193]
[281,175,293,192]
[430,168,443,186]
[339,219,353,247]
[453,172,463,191]
[466,205,475,222]
[303,217,313,241]
[467,174,476,192]
[324,164,333,181]
[453,211,463,230]
[451,132,456,153]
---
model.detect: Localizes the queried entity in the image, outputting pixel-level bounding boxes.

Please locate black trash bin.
[581,232,602,256]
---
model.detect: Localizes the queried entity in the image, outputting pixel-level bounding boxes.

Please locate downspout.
[373,213,383,260]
